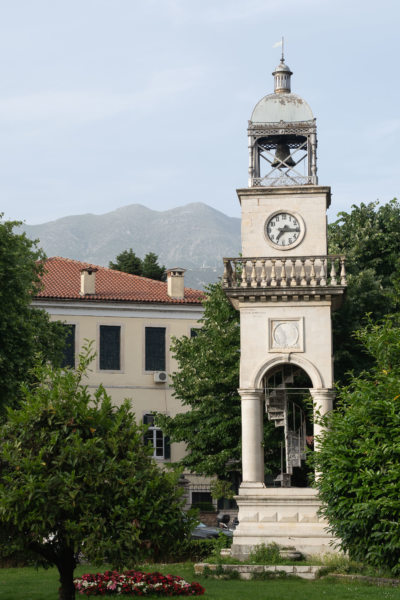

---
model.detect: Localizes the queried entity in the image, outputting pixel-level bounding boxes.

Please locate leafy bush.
[202,565,240,580]
[171,539,217,563]
[251,570,289,580]
[315,315,400,575]
[206,532,232,564]
[74,570,205,596]
[248,543,281,565]
[0,347,194,600]
[172,534,231,563]
[0,547,37,568]
[316,554,366,577]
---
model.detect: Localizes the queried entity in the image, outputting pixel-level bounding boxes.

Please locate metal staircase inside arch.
[264,366,309,484]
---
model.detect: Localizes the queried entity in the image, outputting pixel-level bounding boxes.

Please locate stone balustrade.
[222,255,346,289]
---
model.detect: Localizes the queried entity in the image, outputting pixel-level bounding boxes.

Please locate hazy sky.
[1,0,399,224]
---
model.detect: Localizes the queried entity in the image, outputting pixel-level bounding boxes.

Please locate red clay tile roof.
[36,257,205,305]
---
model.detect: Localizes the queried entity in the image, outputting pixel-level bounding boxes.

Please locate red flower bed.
[74,569,205,596]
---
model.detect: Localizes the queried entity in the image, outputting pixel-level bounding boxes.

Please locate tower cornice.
[236,185,331,208]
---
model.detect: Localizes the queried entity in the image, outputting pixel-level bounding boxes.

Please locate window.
[190,328,199,338]
[143,414,170,459]
[191,492,214,511]
[145,327,166,371]
[61,324,75,368]
[99,325,121,370]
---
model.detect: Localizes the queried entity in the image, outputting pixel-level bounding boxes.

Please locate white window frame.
[143,414,166,460]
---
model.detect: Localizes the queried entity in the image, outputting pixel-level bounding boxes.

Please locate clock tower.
[223,54,346,558]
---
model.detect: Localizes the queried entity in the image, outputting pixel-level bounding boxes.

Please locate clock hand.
[276,225,300,242]
[276,226,286,241]
[276,225,290,241]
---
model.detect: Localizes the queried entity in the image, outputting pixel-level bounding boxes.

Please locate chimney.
[80,267,98,295]
[167,267,186,300]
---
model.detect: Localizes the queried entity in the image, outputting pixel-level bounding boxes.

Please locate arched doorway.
[263,364,313,488]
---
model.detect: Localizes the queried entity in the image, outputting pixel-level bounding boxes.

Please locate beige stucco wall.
[35,300,204,465]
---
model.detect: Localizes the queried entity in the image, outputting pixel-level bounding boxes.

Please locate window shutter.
[143,414,154,426]
[145,327,166,371]
[61,324,75,368]
[164,435,171,460]
[99,326,121,370]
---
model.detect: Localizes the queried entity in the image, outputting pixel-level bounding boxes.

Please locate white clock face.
[265,212,304,249]
[273,322,299,348]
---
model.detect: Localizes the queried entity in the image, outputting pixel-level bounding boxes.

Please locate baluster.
[319,258,326,286]
[231,259,237,287]
[251,259,257,288]
[222,259,229,287]
[241,259,248,287]
[310,258,317,286]
[300,258,307,286]
[270,259,277,287]
[340,257,347,285]
[260,259,267,288]
[290,258,297,286]
[280,258,287,286]
[330,258,337,286]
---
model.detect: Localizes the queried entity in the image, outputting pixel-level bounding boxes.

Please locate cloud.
[0,66,205,124]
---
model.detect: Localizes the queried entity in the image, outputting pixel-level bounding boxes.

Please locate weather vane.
[273,36,285,61]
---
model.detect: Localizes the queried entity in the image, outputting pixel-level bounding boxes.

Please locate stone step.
[267,408,285,416]
[269,412,284,419]
[194,563,322,581]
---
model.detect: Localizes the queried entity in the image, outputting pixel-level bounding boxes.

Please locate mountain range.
[21,203,241,290]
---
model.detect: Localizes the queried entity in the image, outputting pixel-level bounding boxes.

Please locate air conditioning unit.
[154,371,168,383]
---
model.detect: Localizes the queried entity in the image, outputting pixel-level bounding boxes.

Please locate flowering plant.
[74,569,205,596]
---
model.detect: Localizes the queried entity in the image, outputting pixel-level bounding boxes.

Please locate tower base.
[231,485,338,559]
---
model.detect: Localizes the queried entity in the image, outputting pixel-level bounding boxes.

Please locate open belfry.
[223,50,347,557]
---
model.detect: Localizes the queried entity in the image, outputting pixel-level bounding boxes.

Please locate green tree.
[156,283,280,485]
[0,216,66,411]
[141,251,166,281]
[328,199,400,382]
[314,314,400,574]
[0,346,191,600]
[109,249,165,281]
[108,248,142,275]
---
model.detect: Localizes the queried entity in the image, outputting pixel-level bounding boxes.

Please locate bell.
[271,143,295,168]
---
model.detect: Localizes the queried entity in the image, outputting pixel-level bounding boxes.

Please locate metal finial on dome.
[272,37,292,94]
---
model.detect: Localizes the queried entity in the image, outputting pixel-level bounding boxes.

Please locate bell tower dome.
[248,56,317,187]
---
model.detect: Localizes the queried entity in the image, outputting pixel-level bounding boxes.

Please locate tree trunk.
[57,552,76,600]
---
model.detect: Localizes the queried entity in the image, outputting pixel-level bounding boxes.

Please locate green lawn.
[0,563,399,600]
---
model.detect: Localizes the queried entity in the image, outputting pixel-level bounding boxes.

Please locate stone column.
[309,388,335,452]
[248,136,253,187]
[238,389,265,487]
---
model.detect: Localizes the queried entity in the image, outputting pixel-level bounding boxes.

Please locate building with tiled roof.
[33,257,210,505]
[37,257,204,305]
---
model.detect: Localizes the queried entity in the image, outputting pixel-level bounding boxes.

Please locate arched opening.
[263,364,313,488]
